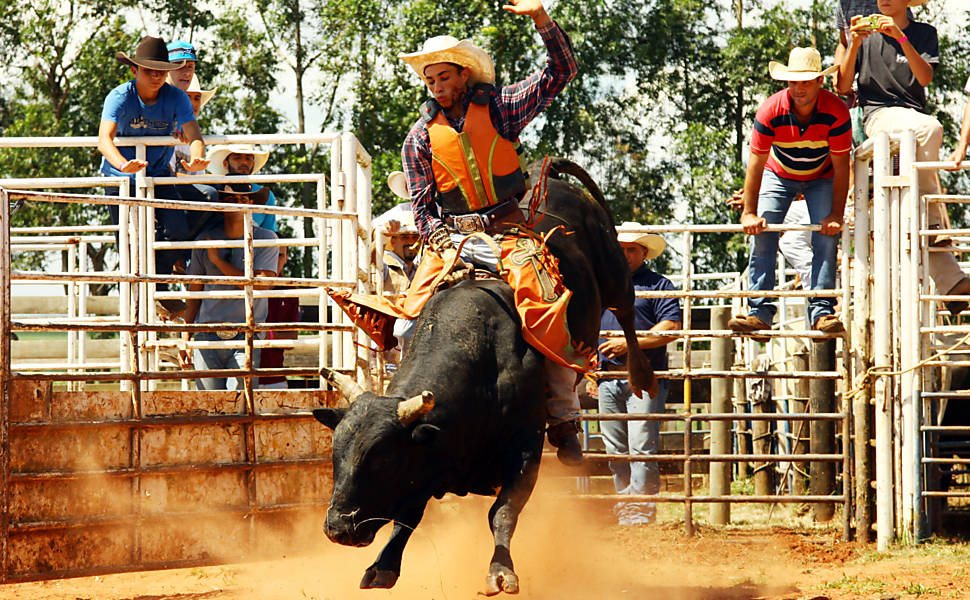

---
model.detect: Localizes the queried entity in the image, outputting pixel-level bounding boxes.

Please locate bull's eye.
[368,454,395,473]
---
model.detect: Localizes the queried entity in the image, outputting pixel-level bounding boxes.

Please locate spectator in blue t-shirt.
[97,36,209,312]
[594,222,682,525]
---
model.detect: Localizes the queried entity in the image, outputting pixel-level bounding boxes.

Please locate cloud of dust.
[229,463,803,600]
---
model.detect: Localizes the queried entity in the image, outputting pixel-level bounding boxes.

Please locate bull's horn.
[397,391,435,425]
[320,367,364,402]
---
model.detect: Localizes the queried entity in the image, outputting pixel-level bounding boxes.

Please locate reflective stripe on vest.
[428,102,527,213]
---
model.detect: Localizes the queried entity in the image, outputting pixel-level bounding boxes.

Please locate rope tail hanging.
[526,155,552,228]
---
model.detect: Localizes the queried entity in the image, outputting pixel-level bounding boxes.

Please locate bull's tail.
[545,157,611,220]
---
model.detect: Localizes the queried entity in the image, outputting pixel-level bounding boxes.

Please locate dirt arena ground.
[3,472,970,600]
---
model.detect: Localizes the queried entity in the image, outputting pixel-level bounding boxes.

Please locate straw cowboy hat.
[768,47,838,82]
[908,0,929,6]
[116,36,186,71]
[373,202,418,235]
[616,222,666,260]
[176,74,217,109]
[387,171,410,200]
[399,36,495,85]
[206,144,270,176]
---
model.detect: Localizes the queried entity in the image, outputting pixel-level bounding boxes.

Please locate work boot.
[727,314,770,343]
[811,314,845,342]
[547,420,583,466]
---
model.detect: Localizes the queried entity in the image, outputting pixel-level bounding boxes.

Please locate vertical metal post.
[852,156,874,541]
[681,231,693,536]
[79,240,88,388]
[67,243,78,390]
[145,182,158,392]
[356,145,374,389]
[341,133,360,386]
[873,131,894,550]
[136,144,148,392]
[891,184,903,535]
[710,306,732,525]
[899,130,917,541]
[317,176,329,389]
[119,178,133,393]
[1,188,13,583]
[329,137,344,377]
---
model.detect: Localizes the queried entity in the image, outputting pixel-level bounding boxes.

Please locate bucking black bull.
[312,158,655,594]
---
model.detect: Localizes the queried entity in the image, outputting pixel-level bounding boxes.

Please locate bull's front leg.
[485,433,542,596]
[360,503,426,589]
[611,305,658,398]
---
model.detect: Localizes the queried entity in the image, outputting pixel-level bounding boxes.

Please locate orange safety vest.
[424,85,527,214]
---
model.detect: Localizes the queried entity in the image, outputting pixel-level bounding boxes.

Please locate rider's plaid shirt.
[402,21,577,241]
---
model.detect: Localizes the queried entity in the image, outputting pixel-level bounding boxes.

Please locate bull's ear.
[312,408,346,430]
[411,424,440,445]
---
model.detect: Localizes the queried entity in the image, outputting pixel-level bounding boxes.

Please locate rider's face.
[424,63,470,109]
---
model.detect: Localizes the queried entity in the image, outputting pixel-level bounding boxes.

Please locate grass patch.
[823,574,887,594]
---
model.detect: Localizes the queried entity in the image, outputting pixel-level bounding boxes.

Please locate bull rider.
[328,0,588,464]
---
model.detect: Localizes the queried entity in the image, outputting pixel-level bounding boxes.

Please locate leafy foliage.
[2,0,970,286]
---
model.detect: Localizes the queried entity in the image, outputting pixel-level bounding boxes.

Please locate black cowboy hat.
[116,36,186,71]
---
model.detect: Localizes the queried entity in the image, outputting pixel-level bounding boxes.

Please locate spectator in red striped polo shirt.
[729,48,851,341]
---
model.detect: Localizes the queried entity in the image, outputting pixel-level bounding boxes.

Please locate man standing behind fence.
[180,189,279,391]
[595,223,681,525]
[97,36,209,278]
[838,0,970,314]
[729,48,850,341]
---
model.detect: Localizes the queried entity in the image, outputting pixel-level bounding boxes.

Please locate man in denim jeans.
[595,223,681,525]
[729,47,851,340]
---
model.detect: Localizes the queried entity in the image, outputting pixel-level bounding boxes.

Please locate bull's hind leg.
[484,433,542,596]
[360,503,426,589]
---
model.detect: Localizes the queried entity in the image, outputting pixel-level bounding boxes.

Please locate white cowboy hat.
[399,36,495,86]
[373,202,418,235]
[179,74,216,109]
[387,171,410,200]
[768,47,838,82]
[616,222,666,260]
[206,144,270,176]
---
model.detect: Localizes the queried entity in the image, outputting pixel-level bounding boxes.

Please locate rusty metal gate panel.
[2,379,339,583]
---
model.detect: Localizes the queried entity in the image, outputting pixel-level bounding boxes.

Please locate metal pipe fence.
[578,218,850,538]
[0,133,374,582]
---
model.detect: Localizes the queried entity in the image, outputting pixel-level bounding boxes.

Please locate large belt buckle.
[454,213,485,234]
[216,330,237,340]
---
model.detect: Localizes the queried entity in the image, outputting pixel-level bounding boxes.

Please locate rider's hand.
[502,0,548,24]
[727,188,744,211]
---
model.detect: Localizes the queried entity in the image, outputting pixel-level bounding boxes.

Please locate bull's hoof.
[484,566,519,595]
[360,567,398,589]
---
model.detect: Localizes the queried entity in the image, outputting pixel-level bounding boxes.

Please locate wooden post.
[710,306,733,525]
[811,339,837,522]
[734,377,751,478]
[751,379,774,496]
[791,349,810,496]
